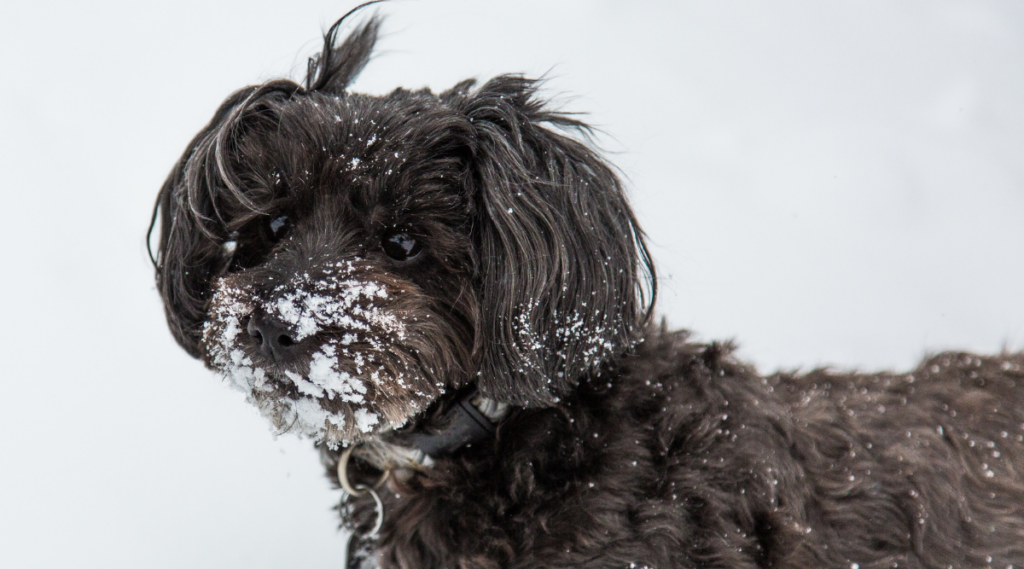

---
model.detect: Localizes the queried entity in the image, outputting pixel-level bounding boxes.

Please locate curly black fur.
[150,11,1024,568]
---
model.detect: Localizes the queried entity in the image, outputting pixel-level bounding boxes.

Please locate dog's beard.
[200,261,445,447]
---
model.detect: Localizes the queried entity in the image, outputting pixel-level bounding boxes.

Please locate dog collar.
[341,389,507,477]
[408,391,505,456]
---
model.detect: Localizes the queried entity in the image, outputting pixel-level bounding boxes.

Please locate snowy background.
[2,1,1022,567]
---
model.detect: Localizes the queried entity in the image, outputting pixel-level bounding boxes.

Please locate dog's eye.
[268,215,289,242]
[382,232,422,261]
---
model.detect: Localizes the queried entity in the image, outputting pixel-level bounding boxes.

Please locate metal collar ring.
[338,444,391,495]
[355,484,384,538]
[338,444,388,539]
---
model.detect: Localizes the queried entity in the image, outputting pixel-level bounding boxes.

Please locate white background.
[1,1,1022,567]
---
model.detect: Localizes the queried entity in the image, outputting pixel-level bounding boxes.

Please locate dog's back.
[769,350,1024,567]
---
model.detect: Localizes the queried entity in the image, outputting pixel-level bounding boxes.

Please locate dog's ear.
[149,82,297,357]
[453,76,656,407]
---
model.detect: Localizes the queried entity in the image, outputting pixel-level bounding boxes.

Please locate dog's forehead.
[248,91,470,218]
[270,92,456,164]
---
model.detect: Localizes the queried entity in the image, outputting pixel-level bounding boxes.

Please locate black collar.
[347,388,507,473]
[405,389,499,457]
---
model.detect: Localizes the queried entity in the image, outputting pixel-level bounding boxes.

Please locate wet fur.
[151,13,1024,569]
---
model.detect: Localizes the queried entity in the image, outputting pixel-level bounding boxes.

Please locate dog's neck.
[349,389,508,472]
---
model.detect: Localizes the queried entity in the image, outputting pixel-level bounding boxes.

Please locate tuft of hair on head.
[447,76,657,407]
[147,7,385,356]
[305,2,384,93]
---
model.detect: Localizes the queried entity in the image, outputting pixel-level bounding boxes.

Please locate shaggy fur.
[150,12,1024,569]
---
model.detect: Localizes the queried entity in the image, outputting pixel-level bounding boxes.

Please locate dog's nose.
[247,313,301,362]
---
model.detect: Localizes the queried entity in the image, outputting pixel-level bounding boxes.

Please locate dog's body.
[151,14,1024,569]
[339,330,1024,568]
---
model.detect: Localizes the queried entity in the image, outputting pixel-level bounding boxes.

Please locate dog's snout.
[247,313,300,362]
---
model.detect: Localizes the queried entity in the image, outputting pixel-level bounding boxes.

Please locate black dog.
[151,13,1024,569]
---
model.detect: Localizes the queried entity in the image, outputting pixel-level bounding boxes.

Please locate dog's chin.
[198,273,447,448]
[209,361,431,447]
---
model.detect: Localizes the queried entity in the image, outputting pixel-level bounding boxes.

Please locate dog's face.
[151,17,654,447]
[197,88,480,444]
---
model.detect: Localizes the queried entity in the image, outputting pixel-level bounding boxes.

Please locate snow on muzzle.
[199,260,432,446]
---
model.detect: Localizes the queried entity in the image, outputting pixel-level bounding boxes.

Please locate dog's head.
[150,15,655,447]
